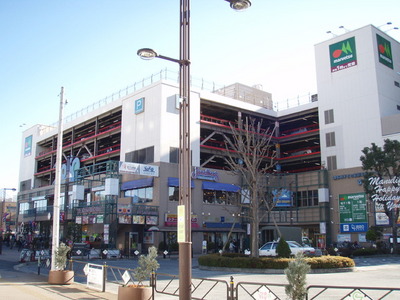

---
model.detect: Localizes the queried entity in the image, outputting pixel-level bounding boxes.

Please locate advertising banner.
[376,34,393,69]
[273,188,293,207]
[24,135,32,157]
[119,161,159,177]
[329,37,357,72]
[339,193,368,233]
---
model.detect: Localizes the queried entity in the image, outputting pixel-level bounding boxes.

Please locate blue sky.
[1,0,399,197]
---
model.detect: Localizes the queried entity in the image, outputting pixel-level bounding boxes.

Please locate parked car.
[259,241,318,257]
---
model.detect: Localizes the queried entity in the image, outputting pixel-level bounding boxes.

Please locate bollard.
[151,270,156,300]
[37,256,41,275]
[69,258,73,271]
[102,262,107,292]
[229,276,235,300]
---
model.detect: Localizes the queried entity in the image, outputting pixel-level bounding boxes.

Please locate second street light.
[138,0,251,298]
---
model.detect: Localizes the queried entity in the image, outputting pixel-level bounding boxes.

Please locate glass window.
[326,132,336,147]
[313,190,319,206]
[169,147,179,164]
[324,109,334,124]
[125,146,155,164]
[34,199,47,210]
[203,190,238,205]
[261,243,272,250]
[296,190,318,207]
[168,186,179,201]
[215,191,226,204]
[327,155,337,170]
[19,202,30,214]
[125,187,153,203]
[94,190,106,202]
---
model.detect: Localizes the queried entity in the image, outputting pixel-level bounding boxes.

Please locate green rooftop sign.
[376,34,393,69]
[329,37,357,72]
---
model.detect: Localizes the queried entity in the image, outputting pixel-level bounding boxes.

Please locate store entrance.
[124,232,140,257]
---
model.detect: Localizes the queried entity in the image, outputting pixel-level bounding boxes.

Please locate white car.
[259,241,317,257]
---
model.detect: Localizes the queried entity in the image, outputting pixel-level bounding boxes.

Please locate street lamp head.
[137,48,158,60]
[226,0,251,11]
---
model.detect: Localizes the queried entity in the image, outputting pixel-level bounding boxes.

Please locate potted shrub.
[118,246,160,300]
[48,242,74,285]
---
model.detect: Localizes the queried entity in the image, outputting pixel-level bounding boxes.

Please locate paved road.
[1,246,400,299]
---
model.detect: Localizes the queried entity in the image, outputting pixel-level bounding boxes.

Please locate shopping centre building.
[16,24,400,255]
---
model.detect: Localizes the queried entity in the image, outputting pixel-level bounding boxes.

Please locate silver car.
[259,241,317,257]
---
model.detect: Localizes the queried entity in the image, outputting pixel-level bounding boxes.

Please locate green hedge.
[198,254,355,269]
[352,247,379,256]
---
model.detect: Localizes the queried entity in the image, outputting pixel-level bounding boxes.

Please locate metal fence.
[33,255,400,299]
[306,285,400,300]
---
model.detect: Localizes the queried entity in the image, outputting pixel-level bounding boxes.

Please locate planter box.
[118,285,152,300]
[48,270,74,285]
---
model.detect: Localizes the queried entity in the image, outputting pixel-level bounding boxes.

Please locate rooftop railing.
[40,68,316,135]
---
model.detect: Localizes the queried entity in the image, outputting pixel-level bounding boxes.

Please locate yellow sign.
[177,205,185,243]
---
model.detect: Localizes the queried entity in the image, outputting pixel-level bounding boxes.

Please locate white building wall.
[120,80,201,167]
[315,24,400,169]
[19,125,44,189]
[120,82,163,162]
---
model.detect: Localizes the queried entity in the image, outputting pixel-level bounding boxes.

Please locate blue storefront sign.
[340,222,368,233]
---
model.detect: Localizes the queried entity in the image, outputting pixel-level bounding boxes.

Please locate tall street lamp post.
[2,188,16,202]
[51,87,66,271]
[1,188,16,232]
[138,1,250,298]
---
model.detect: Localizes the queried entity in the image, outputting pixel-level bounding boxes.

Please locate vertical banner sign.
[24,135,32,157]
[177,205,185,243]
[339,193,368,233]
[104,224,109,244]
[329,37,357,72]
[376,34,393,69]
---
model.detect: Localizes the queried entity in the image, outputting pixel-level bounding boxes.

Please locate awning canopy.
[167,177,195,188]
[121,177,154,190]
[202,181,240,192]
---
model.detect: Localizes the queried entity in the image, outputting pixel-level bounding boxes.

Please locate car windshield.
[261,243,272,250]
[288,241,302,247]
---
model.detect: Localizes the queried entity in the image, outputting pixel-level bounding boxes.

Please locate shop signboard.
[132,215,145,224]
[85,264,105,292]
[119,161,159,177]
[96,215,104,224]
[329,36,357,72]
[118,215,132,224]
[339,193,368,233]
[24,135,32,157]
[146,215,158,225]
[192,167,219,181]
[104,224,109,244]
[375,202,390,225]
[376,34,393,69]
[273,188,293,207]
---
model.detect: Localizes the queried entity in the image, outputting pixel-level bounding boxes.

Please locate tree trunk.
[392,211,399,254]
[250,183,260,258]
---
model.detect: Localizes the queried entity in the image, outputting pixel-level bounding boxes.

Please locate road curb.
[199,265,355,274]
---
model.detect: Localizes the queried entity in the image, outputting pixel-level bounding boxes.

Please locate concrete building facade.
[16,24,400,254]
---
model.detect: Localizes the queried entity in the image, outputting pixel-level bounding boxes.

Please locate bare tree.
[223,116,278,258]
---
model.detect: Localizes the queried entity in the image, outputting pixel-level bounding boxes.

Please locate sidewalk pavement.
[0,246,118,300]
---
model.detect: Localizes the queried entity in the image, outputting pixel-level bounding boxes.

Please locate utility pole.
[51,87,66,270]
